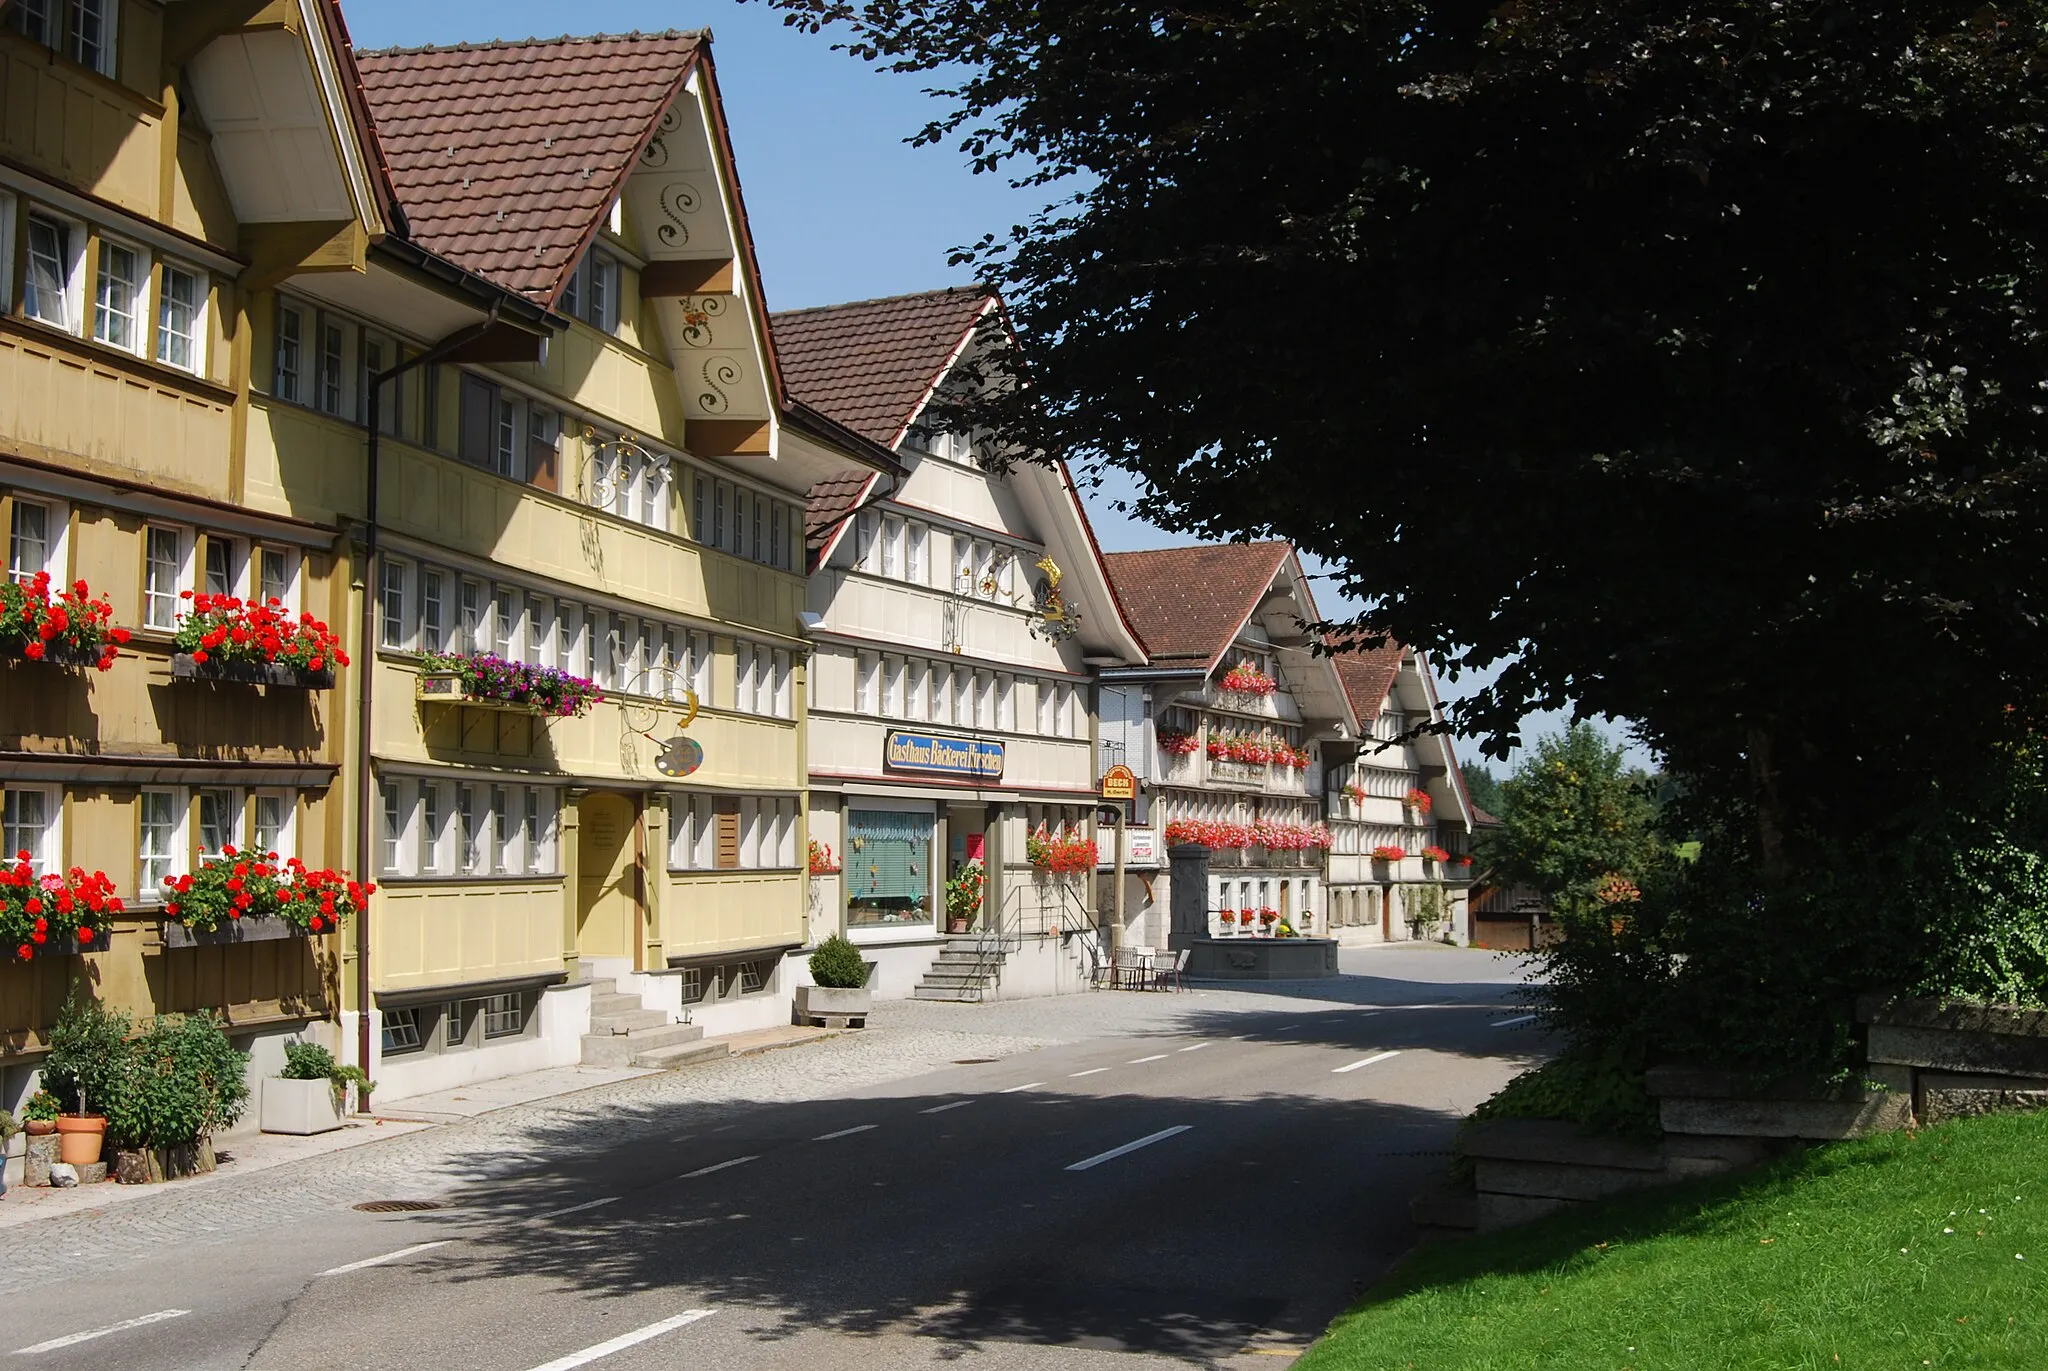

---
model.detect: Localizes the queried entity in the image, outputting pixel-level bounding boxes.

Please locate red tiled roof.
[356,33,702,302]
[1330,637,1408,725]
[805,470,876,562]
[772,288,994,446]
[1100,542,1294,671]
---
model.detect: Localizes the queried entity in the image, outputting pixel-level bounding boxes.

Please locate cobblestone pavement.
[0,956,1518,1296]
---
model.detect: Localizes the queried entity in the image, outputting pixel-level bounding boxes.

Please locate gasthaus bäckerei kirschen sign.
[884,731,1005,780]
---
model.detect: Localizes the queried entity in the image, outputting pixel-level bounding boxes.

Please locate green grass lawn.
[1300,1109,2048,1370]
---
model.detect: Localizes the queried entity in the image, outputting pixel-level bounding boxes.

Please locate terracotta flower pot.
[23,1119,55,1137]
[55,1113,106,1167]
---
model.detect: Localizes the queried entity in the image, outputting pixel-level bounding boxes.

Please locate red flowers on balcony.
[1421,845,1451,863]
[1163,819,1333,852]
[1158,728,1201,756]
[1405,788,1434,814]
[1220,661,1277,697]
[1,858,121,960]
[1371,845,1408,862]
[162,848,371,936]
[0,573,126,670]
[176,592,348,682]
[1027,826,1099,874]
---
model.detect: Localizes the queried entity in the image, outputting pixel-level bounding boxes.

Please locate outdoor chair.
[1112,947,1149,990]
[1149,949,1186,992]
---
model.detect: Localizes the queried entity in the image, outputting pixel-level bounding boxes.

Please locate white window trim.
[91,230,150,357]
[0,783,62,878]
[23,206,86,335]
[155,259,209,376]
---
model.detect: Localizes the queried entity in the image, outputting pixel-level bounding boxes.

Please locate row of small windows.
[4,193,208,376]
[850,508,1035,603]
[377,778,561,880]
[381,991,533,1057]
[668,795,801,872]
[272,295,801,569]
[376,557,792,718]
[8,492,303,631]
[8,1,116,80]
[849,651,1084,739]
[2,782,298,895]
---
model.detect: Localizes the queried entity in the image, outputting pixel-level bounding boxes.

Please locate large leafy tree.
[1491,726,1667,909]
[764,0,2048,871]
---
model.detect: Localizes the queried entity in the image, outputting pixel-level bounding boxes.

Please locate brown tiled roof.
[356,33,702,302]
[805,470,876,562]
[1100,542,1294,672]
[1330,638,1407,724]
[772,288,994,446]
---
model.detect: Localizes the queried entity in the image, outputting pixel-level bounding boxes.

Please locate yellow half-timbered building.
[0,1,888,1120]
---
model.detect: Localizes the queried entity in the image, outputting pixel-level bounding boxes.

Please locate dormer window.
[908,426,977,466]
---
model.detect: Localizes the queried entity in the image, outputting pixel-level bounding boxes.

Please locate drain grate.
[353,1199,448,1213]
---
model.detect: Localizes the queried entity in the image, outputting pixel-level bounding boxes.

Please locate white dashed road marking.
[319,1241,451,1276]
[539,1197,619,1220]
[679,1156,757,1179]
[1128,1054,1169,1064]
[814,1125,878,1141]
[1178,1043,1211,1052]
[1332,1052,1400,1074]
[521,1309,715,1371]
[999,1081,1046,1093]
[920,1100,973,1115]
[14,1310,190,1355]
[1070,1068,1110,1078]
[1066,1126,1194,1172]
[1491,1015,1538,1029]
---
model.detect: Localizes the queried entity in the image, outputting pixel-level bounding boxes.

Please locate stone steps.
[590,1007,670,1035]
[634,1039,732,1070]
[913,985,990,1003]
[912,943,1007,1003]
[581,1020,706,1067]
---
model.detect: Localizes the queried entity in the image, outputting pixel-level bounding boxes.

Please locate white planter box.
[261,1077,343,1136]
[795,984,872,1024]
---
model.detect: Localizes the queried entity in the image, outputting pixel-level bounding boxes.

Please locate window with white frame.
[669,793,796,870]
[381,779,555,879]
[378,558,408,650]
[7,496,63,582]
[930,662,950,724]
[142,525,185,629]
[196,787,241,860]
[23,0,120,76]
[318,314,347,416]
[359,331,401,433]
[1,785,59,876]
[157,262,205,374]
[138,788,182,896]
[274,299,305,404]
[201,533,243,600]
[252,790,294,859]
[856,651,879,715]
[560,251,619,332]
[257,546,297,612]
[92,236,146,354]
[905,521,927,585]
[24,210,82,333]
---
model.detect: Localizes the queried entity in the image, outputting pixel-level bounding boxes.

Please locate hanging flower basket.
[1405,788,1434,814]
[418,653,601,718]
[1158,729,1201,756]
[0,573,126,671]
[172,593,344,688]
[1371,845,1408,863]
[0,861,121,961]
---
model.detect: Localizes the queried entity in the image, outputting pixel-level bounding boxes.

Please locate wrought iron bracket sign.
[884,731,1005,780]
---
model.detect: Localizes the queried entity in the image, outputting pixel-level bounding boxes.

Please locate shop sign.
[1097,827,1161,869]
[884,731,1005,780]
[656,735,704,778]
[1099,764,1138,801]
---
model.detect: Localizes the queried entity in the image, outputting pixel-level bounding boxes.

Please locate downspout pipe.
[353,305,502,1085]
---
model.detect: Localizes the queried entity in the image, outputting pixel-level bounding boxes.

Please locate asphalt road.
[0,946,1544,1371]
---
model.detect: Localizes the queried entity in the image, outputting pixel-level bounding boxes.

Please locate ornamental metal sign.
[884,731,1005,780]
[1099,764,1138,801]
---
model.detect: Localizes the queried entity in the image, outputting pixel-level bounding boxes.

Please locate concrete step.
[633,1039,732,1070]
[918,971,994,989]
[590,1008,670,1035]
[584,978,616,998]
[589,991,644,1017]
[913,986,988,1003]
[580,1022,703,1066]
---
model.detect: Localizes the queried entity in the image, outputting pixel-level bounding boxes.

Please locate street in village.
[0,947,1539,1370]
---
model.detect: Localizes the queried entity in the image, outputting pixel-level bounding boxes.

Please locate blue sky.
[342,0,1647,774]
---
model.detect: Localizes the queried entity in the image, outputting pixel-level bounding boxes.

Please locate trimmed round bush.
[808,935,870,989]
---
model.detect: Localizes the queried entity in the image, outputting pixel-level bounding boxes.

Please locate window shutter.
[458,375,495,468]
[716,799,739,870]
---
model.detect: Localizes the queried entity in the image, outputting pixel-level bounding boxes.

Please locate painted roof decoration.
[356,32,704,302]
[1100,542,1297,670]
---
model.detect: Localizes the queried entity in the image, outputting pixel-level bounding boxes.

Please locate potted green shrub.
[261,1041,367,1135]
[796,935,873,1026]
[41,993,129,1168]
[105,1012,249,1184]
[21,1091,58,1136]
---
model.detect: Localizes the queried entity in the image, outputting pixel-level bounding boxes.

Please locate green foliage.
[280,1041,337,1081]
[22,1091,58,1123]
[1298,1109,2048,1370]
[42,992,132,1116]
[1461,764,1504,820]
[103,1012,249,1151]
[1492,725,1668,911]
[1402,884,1447,939]
[1467,1046,1661,1142]
[808,935,871,989]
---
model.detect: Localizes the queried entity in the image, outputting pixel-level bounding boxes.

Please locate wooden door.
[576,792,639,961]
